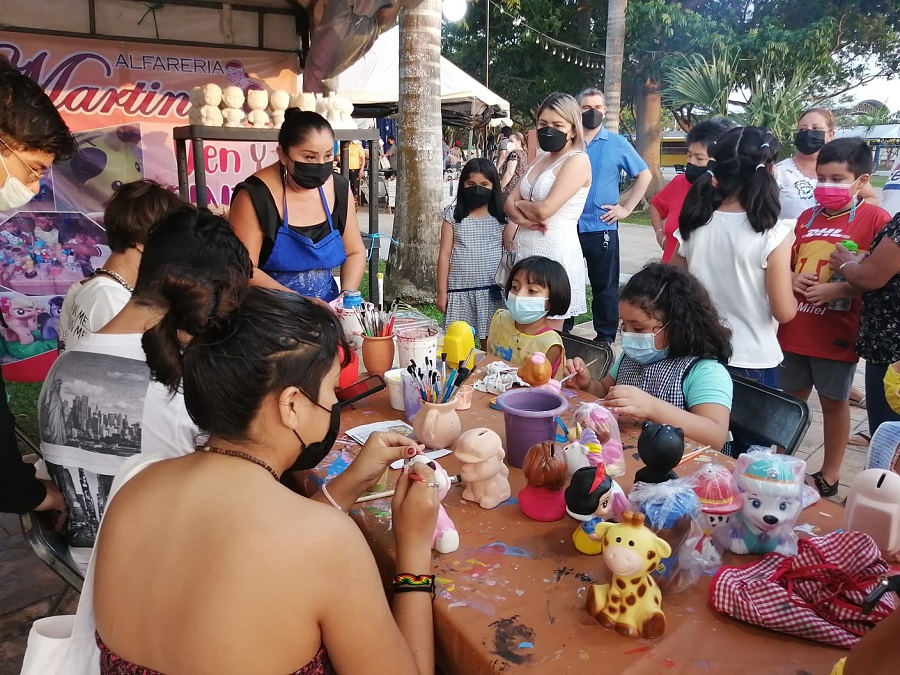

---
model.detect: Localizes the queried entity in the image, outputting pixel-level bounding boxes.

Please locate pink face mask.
[814,180,859,210]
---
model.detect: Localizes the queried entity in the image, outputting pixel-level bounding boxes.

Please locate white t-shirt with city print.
[39,331,199,571]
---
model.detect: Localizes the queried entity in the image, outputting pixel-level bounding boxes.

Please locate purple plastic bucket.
[497,388,569,468]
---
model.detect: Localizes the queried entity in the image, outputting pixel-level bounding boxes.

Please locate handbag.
[493,228,519,288]
[709,531,896,648]
[20,453,169,675]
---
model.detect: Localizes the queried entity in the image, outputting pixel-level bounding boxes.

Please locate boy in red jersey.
[778,137,892,497]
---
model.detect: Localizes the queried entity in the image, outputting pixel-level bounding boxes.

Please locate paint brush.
[559,356,601,384]
[355,475,461,503]
[677,446,711,466]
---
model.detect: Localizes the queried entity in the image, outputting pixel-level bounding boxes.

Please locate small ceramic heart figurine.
[455,428,511,509]
[635,421,684,484]
[403,455,459,553]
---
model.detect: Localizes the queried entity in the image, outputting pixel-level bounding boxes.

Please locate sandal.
[847,432,871,447]
[849,393,867,409]
[810,471,839,498]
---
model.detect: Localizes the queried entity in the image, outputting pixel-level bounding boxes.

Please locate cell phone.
[335,375,386,408]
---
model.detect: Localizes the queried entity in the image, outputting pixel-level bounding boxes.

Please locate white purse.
[20,453,169,675]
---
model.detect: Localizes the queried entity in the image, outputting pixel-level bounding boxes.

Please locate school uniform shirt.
[778,201,891,362]
[58,276,132,351]
[674,213,795,369]
[650,174,691,262]
[38,332,199,571]
[486,309,565,376]
[775,157,816,221]
[609,354,733,410]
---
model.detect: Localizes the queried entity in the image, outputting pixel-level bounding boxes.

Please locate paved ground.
[0,210,866,671]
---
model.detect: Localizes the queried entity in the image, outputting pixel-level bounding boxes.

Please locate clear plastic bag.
[629,478,705,593]
[686,463,741,573]
[571,402,625,477]
[713,447,806,556]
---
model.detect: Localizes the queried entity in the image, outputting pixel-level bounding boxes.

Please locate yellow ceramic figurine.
[441,321,475,370]
[585,511,672,639]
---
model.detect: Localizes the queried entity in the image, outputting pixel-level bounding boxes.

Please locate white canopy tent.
[324,27,510,127]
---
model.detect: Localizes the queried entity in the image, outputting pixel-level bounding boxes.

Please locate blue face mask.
[621,326,669,365]
[506,293,548,324]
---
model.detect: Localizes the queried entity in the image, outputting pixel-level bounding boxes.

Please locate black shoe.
[810,471,839,498]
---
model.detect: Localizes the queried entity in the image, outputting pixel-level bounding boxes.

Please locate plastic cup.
[396,327,438,370]
[384,369,404,411]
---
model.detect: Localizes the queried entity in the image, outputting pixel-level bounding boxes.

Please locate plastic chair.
[729,374,811,456]
[559,333,614,382]
[20,510,84,614]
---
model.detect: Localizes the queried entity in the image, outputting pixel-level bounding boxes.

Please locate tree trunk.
[634,77,666,199]
[385,0,443,303]
[603,0,627,132]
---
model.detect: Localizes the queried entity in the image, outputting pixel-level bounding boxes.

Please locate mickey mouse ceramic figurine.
[635,421,684,484]
[404,455,459,554]
[565,462,628,555]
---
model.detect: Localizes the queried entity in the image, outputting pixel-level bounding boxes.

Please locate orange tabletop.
[306,377,845,675]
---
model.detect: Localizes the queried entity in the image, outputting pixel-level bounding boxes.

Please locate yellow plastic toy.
[441,321,475,370]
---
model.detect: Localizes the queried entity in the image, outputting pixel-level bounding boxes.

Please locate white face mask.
[0,154,36,211]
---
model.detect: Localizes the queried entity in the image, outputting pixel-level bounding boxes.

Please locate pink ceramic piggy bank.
[455,428,511,509]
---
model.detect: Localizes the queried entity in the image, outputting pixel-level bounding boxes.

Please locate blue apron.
[262,184,347,301]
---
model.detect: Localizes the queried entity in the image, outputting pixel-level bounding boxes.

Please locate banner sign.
[0,32,296,380]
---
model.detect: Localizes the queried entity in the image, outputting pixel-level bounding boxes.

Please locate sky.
[847,75,900,112]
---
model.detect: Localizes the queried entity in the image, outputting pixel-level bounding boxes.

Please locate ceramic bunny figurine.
[270,89,290,128]
[199,84,223,126]
[404,455,459,553]
[188,86,204,125]
[221,86,245,127]
[246,89,270,128]
[455,428,511,509]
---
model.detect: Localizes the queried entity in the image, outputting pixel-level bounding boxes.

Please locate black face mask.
[537,127,568,153]
[289,399,341,471]
[581,109,604,130]
[794,129,826,156]
[684,163,707,184]
[289,160,333,190]
[462,185,492,208]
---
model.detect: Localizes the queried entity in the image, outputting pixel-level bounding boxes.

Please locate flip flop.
[847,432,871,447]
[849,393,867,409]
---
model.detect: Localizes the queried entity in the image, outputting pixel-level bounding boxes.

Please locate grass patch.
[871,175,888,189]
[7,381,42,452]
[623,211,652,226]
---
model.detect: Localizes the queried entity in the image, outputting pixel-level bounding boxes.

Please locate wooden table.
[306,382,846,675]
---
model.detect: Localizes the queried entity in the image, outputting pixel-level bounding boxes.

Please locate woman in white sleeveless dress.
[504,93,591,328]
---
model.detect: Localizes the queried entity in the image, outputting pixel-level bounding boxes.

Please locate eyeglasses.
[0,137,50,183]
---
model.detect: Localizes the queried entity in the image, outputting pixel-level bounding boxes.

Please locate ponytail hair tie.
[760,142,770,149]
[706,169,715,177]
[756,162,767,170]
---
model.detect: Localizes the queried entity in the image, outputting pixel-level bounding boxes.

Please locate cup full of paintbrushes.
[360,305,395,377]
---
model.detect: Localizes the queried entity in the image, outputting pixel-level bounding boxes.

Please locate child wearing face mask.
[565,263,734,451]
[486,256,570,376]
[650,118,734,262]
[777,138,892,497]
[437,158,515,341]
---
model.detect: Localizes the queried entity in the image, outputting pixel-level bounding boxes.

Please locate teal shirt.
[609,355,733,410]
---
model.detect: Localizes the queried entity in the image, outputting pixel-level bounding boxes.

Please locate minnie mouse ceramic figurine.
[565,462,628,555]
[404,455,459,553]
[518,441,568,521]
[635,421,684,484]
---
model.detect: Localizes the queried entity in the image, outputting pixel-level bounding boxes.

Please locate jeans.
[865,361,900,436]
[728,366,781,389]
[579,229,620,342]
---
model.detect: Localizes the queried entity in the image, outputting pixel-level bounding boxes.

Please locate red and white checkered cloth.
[709,531,896,648]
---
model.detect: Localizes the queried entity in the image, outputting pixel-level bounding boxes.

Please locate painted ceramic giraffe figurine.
[585,511,672,639]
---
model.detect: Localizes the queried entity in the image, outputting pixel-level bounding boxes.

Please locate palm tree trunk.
[603,0,627,132]
[635,77,666,199]
[385,0,443,303]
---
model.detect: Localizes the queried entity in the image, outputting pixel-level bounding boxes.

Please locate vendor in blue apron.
[231,109,366,302]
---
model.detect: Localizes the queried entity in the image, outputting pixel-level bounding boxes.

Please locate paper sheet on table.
[343,421,452,469]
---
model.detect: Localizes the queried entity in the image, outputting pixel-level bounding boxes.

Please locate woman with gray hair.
[504,92,591,328]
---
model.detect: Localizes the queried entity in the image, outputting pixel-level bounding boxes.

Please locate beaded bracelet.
[392,573,436,600]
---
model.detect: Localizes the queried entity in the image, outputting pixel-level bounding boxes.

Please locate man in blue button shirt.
[569,88,652,342]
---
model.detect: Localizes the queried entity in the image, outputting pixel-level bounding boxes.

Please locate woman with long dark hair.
[673,126,797,388]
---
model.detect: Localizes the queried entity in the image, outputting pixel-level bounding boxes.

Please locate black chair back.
[559,333,614,382]
[729,374,811,455]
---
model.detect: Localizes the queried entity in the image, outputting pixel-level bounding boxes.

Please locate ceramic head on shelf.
[315,92,327,116]
[585,511,671,639]
[246,89,270,128]
[403,455,459,554]
[455,428,511,509]
[270,89,290,128]
[221,86,245,127]
[565,462,628,555]
[518,441,568,521]
[635,421,684,484]
[188,86,204,124]
[199,83,224,126]
[335,96,357,129]
[290,92,317,112]
[716,449,804,556]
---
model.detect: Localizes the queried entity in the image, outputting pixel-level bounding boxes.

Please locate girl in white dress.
[504,92,591,329]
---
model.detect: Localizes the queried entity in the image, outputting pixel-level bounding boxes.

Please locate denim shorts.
[780,352,856,402]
